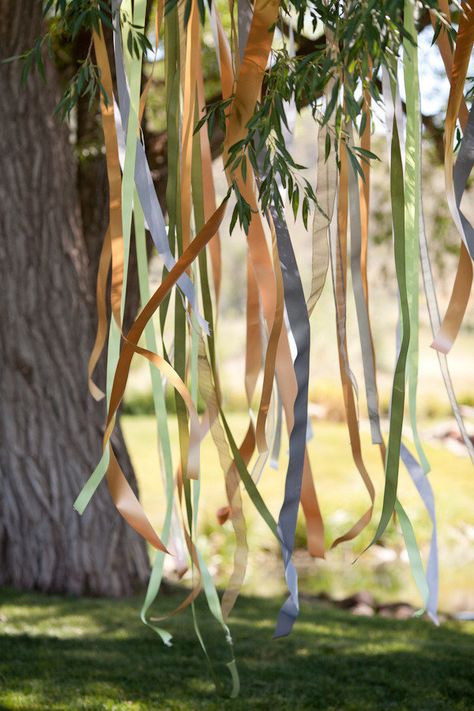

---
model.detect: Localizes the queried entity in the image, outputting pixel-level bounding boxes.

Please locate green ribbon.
[403,0,430,475]
[74,0,146,514]
[135,195,174,646]
[368,66,409,546]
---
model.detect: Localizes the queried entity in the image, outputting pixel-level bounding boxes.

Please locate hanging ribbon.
[432,0,474,354]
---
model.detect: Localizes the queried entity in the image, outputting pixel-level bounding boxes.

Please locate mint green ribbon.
[74,0,146,514]
[368,66,409,547]
[403,0,430,475]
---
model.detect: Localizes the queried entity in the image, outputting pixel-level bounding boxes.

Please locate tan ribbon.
[307,89,336,316]
[196,59,222,308]
[198,340,248,621]
[88,228,111,401]
[103,198,229,459]
[88,26,125,399]
[255,212,285,453]
[331,140,375,548]
[96,180,228,550]
[107,447,168,551]
[215,4,325,558]
[92,25,124,324]
[138,0,164,125]
[180,0,200,253]
[431,0,474,353]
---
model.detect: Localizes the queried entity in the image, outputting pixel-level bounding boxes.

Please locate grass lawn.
[1,587,473,710]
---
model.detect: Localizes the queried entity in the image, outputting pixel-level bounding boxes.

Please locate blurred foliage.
[123,386,207,415]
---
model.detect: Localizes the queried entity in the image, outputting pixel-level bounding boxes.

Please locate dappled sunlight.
[1,589,472,710]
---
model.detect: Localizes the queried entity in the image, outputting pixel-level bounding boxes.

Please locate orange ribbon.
[431,0,474,353]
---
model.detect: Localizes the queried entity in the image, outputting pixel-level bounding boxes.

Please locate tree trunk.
[0,0,149,596]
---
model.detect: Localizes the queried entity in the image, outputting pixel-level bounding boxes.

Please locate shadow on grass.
[0,587,473,710]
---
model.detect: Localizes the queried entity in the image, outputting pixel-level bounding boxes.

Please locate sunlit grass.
[0,588,473,710]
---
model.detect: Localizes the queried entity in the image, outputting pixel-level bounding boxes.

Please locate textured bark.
[0,0,149,596]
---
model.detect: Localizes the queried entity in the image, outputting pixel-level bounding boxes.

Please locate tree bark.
[0,0,149,596]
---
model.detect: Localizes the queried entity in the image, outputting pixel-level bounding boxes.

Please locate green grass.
[1,587,473,710]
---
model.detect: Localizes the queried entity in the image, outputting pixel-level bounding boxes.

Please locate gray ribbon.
[419,209,474,462]
[237,0,253,61]
[347,134,383,445]
[329,197,360,403]
[453,102,474,259]
[236,0,306,634]
[400,443,439,623]
[270,381,283,470]
[270,208,311,638]
[382,75,439,621]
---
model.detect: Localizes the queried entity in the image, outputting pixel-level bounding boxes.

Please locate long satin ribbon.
[111,0,208,334]
[87,22,124,400]
[270,209,312,637]
[403,0,430,475]
[76,14,168,553]
[368,66,410,547]
[419,210,474,461]
[347,109,435,616]
[91,23,124,326]
[77,193,229,551]
[135,196,175,646]
[139,14,238,682]
[230,0,324,551]
[419,1,474,458]
[329,140,375,548]
[383,66,436,615]
[191,73,249,627]
[432,0,474,353]
[307,87,336,316]
[348,129,382,446]
[225,0,325,597]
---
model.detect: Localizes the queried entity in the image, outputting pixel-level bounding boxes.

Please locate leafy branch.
[9,0,151,119]
[196,0,450,233]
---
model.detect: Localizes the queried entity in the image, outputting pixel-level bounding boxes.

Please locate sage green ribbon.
[347,129,431,615]
[404,0,430,475]
[135,196,174,647]
[74,0,146,515]
[368,66,409,547]
[347,128,382,445]
[191,106,240,697]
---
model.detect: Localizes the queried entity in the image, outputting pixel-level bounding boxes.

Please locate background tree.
[0,0,149,596]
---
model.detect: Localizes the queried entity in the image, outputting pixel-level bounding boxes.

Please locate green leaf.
[325,131,331,162]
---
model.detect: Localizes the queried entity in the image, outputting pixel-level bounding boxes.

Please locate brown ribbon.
[215,5,325,558]
[330,140,375,548]
[431,0,474,353]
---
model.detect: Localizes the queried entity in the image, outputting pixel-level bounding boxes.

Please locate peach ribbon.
[431,0,474,353]
[214,3,325,557]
